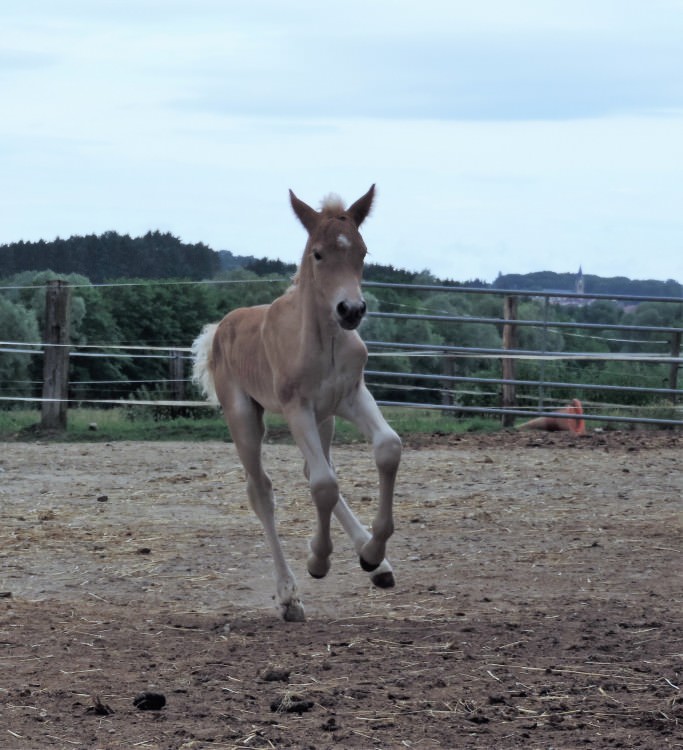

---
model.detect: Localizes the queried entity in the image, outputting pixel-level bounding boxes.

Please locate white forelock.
[320,193,345,212]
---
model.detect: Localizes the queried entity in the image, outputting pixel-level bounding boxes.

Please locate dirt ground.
[0,430,681,749]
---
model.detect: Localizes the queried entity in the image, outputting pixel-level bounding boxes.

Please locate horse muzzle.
[336,299,367,330]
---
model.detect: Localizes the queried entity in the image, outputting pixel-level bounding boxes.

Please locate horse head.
[289,185,375,331]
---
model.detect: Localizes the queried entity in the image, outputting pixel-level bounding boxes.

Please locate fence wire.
[1,281,681,428]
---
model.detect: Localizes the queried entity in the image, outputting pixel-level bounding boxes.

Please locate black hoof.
[308,569,327,579]
[359,556,380,573]
[371,571,395,589]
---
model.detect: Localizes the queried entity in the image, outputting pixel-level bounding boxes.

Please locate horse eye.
[313,250,322,261]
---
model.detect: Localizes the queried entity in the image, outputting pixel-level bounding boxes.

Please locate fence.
[1,278,682,429]
[362,281,682,428]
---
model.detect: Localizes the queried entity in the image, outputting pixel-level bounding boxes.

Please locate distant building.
[534,267,589,307]
[575,266,585,295]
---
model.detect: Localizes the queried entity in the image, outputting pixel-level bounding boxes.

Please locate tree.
[0,297,40,399]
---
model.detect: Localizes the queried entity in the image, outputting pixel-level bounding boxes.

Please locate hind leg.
[222,390,304,622]
[315,417,395,589]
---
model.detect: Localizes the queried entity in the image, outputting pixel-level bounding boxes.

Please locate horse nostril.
[337,299,366,329]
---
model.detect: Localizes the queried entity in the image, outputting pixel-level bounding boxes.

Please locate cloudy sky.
[2,0,682,283]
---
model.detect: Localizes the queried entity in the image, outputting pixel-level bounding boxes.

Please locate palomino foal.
[192,185,401,621]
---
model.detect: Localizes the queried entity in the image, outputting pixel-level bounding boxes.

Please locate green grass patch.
[0,406,500,442]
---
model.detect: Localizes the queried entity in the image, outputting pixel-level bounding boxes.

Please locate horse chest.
[316,342,367,407]
[314,367,358,409]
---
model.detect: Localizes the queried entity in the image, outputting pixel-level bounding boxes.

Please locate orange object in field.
[518,399,586,435]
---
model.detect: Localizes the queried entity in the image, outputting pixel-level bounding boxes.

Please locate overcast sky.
[2,0,682,283]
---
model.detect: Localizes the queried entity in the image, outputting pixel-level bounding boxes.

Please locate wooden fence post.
[41,280,71,430]
[501,295,518,427]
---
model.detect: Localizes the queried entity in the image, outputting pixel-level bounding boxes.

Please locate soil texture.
[1,431,681,748]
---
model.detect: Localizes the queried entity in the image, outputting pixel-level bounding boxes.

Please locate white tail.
[191,323,219,405]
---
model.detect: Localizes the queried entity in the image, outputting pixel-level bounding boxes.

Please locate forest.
[1,231,681,415]
[0,231,220,282]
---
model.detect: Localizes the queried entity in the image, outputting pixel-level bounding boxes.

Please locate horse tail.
[191,323,220,405]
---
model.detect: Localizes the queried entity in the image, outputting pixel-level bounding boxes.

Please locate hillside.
[494,270,682,298]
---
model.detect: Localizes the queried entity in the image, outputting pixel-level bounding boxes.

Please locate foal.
[192,185,401,621]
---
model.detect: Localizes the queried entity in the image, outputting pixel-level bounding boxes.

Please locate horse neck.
[288,270,338,356]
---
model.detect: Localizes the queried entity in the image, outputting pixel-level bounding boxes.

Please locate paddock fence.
[362,281,682,429]
[1,278,681,429]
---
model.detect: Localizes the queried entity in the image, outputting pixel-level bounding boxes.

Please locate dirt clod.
[270,695,314,714]
[261,666,291,682]
[133,692,166,711]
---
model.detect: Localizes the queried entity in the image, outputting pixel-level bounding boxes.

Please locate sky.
[2,0,683,284]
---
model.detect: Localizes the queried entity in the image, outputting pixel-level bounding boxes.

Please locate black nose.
[337,299,367,329]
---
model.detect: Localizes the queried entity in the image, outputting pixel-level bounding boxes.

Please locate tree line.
[1,264,680,413]
[0,231,219,283]
[495,271,682,299]
[4,230,680,297]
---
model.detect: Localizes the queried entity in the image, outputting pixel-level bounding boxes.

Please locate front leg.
[315,416,396,589]
[284,406,340,579]
[339,384,401,571]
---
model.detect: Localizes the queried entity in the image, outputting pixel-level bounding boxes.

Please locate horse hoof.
[307,554,331,579]
[282,600,306,622]
[359,555,380,573]
[371,571,395,589]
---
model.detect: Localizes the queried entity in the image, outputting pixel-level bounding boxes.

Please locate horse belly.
[215,308,281,412]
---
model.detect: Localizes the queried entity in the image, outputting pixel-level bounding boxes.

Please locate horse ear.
[347,184,375,227]
[289,189,319,234]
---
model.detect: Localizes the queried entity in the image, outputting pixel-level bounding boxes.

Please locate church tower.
[575,266,585,295]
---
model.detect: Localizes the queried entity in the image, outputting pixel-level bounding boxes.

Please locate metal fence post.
[441,354,455,415]
[670,331,681,404]
[169,350,185,402]
[538,295,550,410]
[501,295,518,427]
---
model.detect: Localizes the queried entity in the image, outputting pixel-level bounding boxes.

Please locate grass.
[0,406,501,443]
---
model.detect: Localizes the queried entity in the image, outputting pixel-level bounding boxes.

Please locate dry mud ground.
[0,431,681,750]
